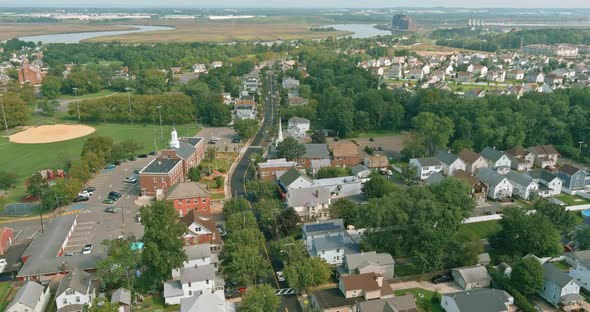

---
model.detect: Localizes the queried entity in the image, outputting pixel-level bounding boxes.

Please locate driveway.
[389,280,462,294]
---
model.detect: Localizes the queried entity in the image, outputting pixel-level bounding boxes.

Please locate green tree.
[96,237,141,289]
[137,68,167,94]
[276,137,305,161]
[226,245,268,286]
[316,167,350,179]
[361,174,395,199]
[188,167,201,181]
[86,299,119,312]
[140,200,186,288]
[411,112,454,156]
[270,237,307,265]
[246,180,278,201]
[277,207,300,236]
[575,226,590,250]
[0,171,17,190]
[222,197,250,219]
[400,163,418,185]
[234,119,259,140]
[37,99,60,116]
[27,172,48,198]
[68,160,92,182]
[311,131,326,143]
[82,136,114,166]
[214,176,223,189]
[329,199,359,226]
[41,178,83,210]
[283,257,332,292]
[1,94,29,128]
[534,200,576,235]
[511,257,544,296]
[41,76,62,99]
[240,284,281,312]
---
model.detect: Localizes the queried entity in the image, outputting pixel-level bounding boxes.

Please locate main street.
[230,70,278,197]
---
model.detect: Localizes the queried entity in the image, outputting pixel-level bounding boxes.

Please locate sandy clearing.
[9,124,95,144]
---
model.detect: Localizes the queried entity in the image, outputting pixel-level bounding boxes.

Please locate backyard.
[394,288,443,312]
[458,220,502,240]
[556,194,590,206]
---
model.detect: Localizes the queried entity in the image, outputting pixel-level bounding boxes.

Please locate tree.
[361,174,395,199]
[316,167,350,179]
[511,257,544,296]
[37,99,60,116]
[82,136,114,166]
[136,68,167,94]
[41,178,83,210]
[329,199,359,226]
[1,94,29,128]
[222,197,250,219]
[68,160,92,182]
[246,180,278,201]
[575,226,590,250]
[534,200,576,235]
[446,232,482,268]
[27,172,48,198]
[276,137,306,161]
[411,112,454,156]
[214,176,223,189]
[86,299,119,312]
[400,163,418,185]
[311,131,326,143]
[140,200,186,288]
[283,257,332,292]
[188,167,201,182]
[41,76,62,99]
[95,237,141,289]
[234,119,259,140]
[0,171,17,190]
[226,245,268,286]
[240,284,281,312]
[277,207,300,235]
[270,237,307,265]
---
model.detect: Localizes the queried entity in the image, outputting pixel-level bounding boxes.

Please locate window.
[202,198,207,203]
[194,198,198,204]
[188,282,191,287]
[76,296,80,303]
[63,299,67,305]
[189,290,192,296]
[186,199,191,204]
[195,227,201,232]
[336,249,340,253]
[206,279,209,284]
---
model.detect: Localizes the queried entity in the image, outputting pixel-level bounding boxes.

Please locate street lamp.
[156,105,164,142]
[72,87,81,122]
[0,95,8,137]
[125,87,134,125]
[579,141,585,154]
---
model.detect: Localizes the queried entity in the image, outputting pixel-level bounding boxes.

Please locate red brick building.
[166,182,211,217]
[139,158,184,197]
[181,210,223,252]
[0,227,13,256]
[257,158,300,181]
[17,60,46,85]
[329,141,361,168]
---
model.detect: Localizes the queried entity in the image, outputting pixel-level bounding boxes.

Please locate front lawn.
[458,220,502,240]
[394,288,443,312]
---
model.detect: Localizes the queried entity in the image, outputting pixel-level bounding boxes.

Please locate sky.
[2,0,590,8]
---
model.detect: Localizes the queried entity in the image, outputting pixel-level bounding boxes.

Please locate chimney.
[61,262,67,274]
[375,274,383,287]
[158,160,162,166]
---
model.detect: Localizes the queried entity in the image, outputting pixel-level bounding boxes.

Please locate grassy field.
[458,220,502,240]
[394,288,443,312]
[0,23,134,41]
[356,130,401,138]
[0,282,12,311]
[556,194,590,206]
[0,123,199,206]
[84,17,352,43]
[56,89,118,100]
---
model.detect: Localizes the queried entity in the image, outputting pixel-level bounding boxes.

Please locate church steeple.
[169,127,180,149]
[277,116,283,144]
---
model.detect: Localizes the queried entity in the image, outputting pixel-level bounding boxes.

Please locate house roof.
[413,157,441,167]
[289,117,310,125]
[163,280,184,299]
[436,151,460,166]
[179,264,216,283]
[528,145,559,156]
[506,171,535,187]
[504,146,529,158]
[476,168,507,188]
[311,287,362,309]
[57,304,85,312]
[330,142,360,158]
[287,186,331,208]
[458,148,482,165]
[6,281,45,310]
[425,172,445,185]
[174,141,196,160]
[184,243,213,262]
[279,167,311,187]
[303,144,330,158]
[345,251,395,271]
[341,272,383,292]
[559,164,582,176]
[567,250,590,268]
[183,137,203,148]
[111,288,131,306]
[140,158,182,174]
[312,235,345,252]
[452,170,481,187]
[310,159,332,170]
[56,268,91,297]
[357,295,417,312]
[526,169,559,183]
[543,262,575,288]
[480,147,506,162]
[303,219,344,236]
[365,155,389,166]
[257,158,299,169]
[351,165,370,175]
[166,182,209,200]
[181,290,234,312]
[452,265,490,284]
[444,288,512,312]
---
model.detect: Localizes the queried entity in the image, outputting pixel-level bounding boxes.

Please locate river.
[18,25,174,44]
[324,24,392,38]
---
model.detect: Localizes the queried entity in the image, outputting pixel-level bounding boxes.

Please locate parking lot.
[197,127,242,153]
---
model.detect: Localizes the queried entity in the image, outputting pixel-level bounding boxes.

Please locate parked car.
[208,140,217,144]
[216,224,226,236]
[136,213,142,223]
[105,164,116,169]
[73,196,89,203]
[148,151,157,155]
[124,176,137,183]
[83,187,96,192]
[78,190,93,197]
[276,271,286,282]
[104,206,119,213]
[232,136,241,143]
[81,244,93,255]
[64,252,75,257]
[210,136,221,141]
[113,160,121,166]
[109,191,122,199]
[138,154,148,158]
[102,199,114,204]
[432,273,453,284]
[369,137,375,142]
[128,156,136,161]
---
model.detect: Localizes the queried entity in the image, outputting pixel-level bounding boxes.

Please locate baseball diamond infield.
[9,124,96,144]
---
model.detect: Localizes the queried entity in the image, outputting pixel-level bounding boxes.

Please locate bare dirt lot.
[327,132,409,159]
[9,124,95,144]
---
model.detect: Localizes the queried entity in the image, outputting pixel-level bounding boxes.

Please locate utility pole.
[72,88,81,122]
[156,105,164,142]
[122,206,125,226]
[579,141,585,154]
[0,95,8,137]
[125,87,134,125]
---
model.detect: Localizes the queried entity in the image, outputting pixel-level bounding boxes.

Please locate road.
[230,71,278,197]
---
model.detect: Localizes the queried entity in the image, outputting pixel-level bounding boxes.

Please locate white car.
[276,271,286,282]
[77,190,93,197]
[210,136,221,141]
[124,176,137,183]
[82,244,93,255]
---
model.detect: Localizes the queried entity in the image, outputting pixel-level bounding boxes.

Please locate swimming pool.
[581,209,590,218]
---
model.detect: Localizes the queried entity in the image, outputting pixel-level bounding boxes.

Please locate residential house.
[338,273,392,301]
[506,171,538,199]
[192,64,207,74]
[557,164,588,193]
[6,281,49,312]
[441,288,514,312]
[464,88,486,99]
[111,288,131,312]
[567,250,590,291]
[173,243,219,277]
[17,60,46,85]
[409,157,443,180]
[432,70,445,81]
[288,96,309,106]
[344,251,395,279]
[504,147,534,171]
[457,71,472,83]
[469,65,488,77]
[387,65,402,79]
[297,144,331,168]
[458,149,488,174]
[286,186,331,221]
[523,83,542,93]
[363,155,389,170]
[453,170,487,206]
[181,211,223,252]
[180,290,236,312]
[445,64,454,75]
[282,77,300,90]
[310,159,332,177]
[330,142,361,168]
[278,167,313,191]
[163,264,220,305]
[526,71,545,83]
[166,182,210,218]
[527,145,559,168]
[257,158,299,181]
[356,295,417,312]
[56,268,95,312]
[507,68,525,80]
[351,165,371,179]
[436,151,466,176]
[287,117,310,139]
[209,61,223,69]
[451,265,491,290]
[526,170,562,197]
[408,68,424,80]
[480,147,511,174]
[544,74,563,86]
[309,235,360,266]
[476,168,514,200]
[425,172,445,185]
[234,103,256,120]
[302,219,345,251]
[0,227,14,255]
[540,262,582,308]
[487,70,506,82]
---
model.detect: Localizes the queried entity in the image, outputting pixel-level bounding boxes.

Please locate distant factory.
[392,11,416,31]
[468,19,486,27]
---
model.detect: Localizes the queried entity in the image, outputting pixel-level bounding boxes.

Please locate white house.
[458,149,488,174]
[526,170,562,197]
[442,288,514,312]
[526,71,545,83]
[480,147,512,174]
[506,171,538,199]
[180,290,236,312]
[408,68,424,80]
[278,167,314,191]
[164,264,220,305]
[507,69,525,80]
[476,168,514,200]
[6,281,49,312]
[436,151,466,176]
[451,265,491,290]
[309,234,360,266]
[287,117,310,139]
[302,219,345,251]
[387,64,403,79]
[567,250,590,292]
[286,186,331,221]
[56,268,95,312]
[504,147,534,171]
[173,244,219,278]
[409,157,443,180]
[487,70,506,82]
[540,262,582,308]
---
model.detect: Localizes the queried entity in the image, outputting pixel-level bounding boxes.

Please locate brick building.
[329,142,361,168]
[181,210,223,252]
[0,227,13,256]
[17,60,46,85]
[166,182,211,217]
[257,158,300,181]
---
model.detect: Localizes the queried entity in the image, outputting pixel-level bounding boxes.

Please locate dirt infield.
[9,124,95,144]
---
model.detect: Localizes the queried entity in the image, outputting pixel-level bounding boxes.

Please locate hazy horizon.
[1,0,590,9]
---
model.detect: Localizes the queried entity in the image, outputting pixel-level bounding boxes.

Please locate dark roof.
[174,141,196,160]
[183,137,203,147]
[480,147,506,162]
[504,146,529,158]
[414,157,441,167]
[559,164,582,176]
[444,288,512,312]
[303,219,344,235]
[311,287,362,309]
[357,295,417,312]
[458,149,482,165]
[543,262,575,288]
[56,268,92,297]
[351,165,370,175]
[425,172,445,185]
[303,144,330,158]
[341,272,382,292]
[279,167,311,187]
[528,145,559,156]
[452,169,481,187]
[436,151,460,166]
[140,158,182,174]
[526,169,559,183]
[476,168,507,188]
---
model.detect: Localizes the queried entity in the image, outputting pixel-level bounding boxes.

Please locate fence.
[565,204,590,211]
[1,203,40,216]
[462,214,503,224]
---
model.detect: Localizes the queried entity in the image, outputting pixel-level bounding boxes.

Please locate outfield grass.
[458,220,502,240]
[56,89,117,100]
[394,288,443,312]
[0,123,199,206]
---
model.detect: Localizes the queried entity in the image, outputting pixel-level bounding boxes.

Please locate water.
[18,25,174,44]
[324,24,392,39]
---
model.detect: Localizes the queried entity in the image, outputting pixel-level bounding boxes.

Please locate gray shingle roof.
[111,288,131,305]
[476,168,507,188]
[184,243,213,262]
[445,288,512,312]
[183,137,203,148]
[166,182,209,200]
[175,141,196,160]
[480,147,506,162]
[351,165,370,175]
[345,251,395,271]
[179,264,216,283]
[452,265,490,283]
[437,151,460,166]
[303,144,330,158]
[56,268,92,297]
[414,157,441,167]
[567,250,590,268]
[506,171,535,187]
[425,172,445,185]
[303,219,344,236]
[163,280,183,299]
[141,158,182,174]
[312,235,345,252]
[6,281,45,310]
[286,186,331,208]
[357,295,417,312]
[543,262,575,288]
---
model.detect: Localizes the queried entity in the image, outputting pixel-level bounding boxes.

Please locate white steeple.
[169,127,180,149]
[277,117,283,144]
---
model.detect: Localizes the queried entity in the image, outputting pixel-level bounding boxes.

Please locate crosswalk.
[275,288,296,296]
